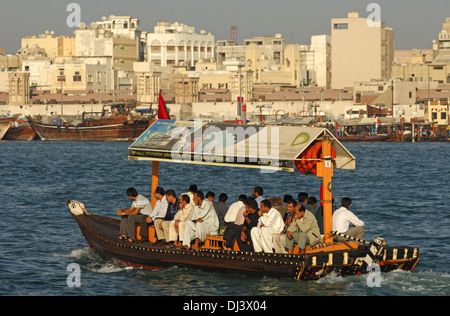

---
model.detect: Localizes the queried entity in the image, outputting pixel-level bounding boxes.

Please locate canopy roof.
[127,120,355,172]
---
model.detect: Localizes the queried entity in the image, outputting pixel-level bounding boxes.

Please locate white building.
[146,21,215,68]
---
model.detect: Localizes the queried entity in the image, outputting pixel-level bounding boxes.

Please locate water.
[0,141,449,296]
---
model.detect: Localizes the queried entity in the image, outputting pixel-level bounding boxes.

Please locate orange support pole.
[316,138,334,243]
[151,161,159,208]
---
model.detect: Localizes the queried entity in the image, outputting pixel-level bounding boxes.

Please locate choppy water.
[0,141,449,296]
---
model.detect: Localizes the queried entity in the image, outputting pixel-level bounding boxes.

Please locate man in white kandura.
[183,191,219,251]
[251,199,284,253]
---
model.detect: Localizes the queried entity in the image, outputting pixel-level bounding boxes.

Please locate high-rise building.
[331,12,395,89]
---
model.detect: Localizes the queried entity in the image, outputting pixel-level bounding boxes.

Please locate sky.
[1,0,450,53]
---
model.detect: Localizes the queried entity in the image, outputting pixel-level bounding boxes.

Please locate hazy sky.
[1,0,449,53]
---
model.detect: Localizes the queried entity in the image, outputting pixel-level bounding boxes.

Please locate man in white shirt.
[183,191,219,251]
[251,199,284,253]
[332,197,365,242]
[117,187,153,242]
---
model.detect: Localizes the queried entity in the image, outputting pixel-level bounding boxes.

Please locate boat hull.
[3,124,38,141]
[0,114,20,140]
[29,119,150,141]
[337,135,391,142]
[69,201,420,280]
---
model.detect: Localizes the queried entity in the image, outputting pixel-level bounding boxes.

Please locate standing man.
[285,203,321,253]
[332,197,365,242]
[250,199,284,253]
[117,187,153,242]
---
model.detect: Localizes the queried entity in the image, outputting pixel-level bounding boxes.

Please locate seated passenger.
[252,186,265,208]
[285,203,321,253]
[273,199,297,254]
[163,194,194,248]
[182,191,219,251]
[332,197,365,242]
[116,187,153,242]
[140,187,168,243]
[222,195,248,250]
[213,193,228,234]
[206,191,215,203]
[157,189,179,246]
[250,199,284,253]
[236,198,260,252]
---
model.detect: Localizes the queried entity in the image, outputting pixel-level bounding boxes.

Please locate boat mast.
[316,136,334,243]
[151,161,159,208]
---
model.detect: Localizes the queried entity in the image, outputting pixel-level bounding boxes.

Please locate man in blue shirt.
[158,189,179,246]
[252,186,265,208]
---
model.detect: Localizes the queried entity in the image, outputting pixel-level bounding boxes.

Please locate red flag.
[158,91,170,120]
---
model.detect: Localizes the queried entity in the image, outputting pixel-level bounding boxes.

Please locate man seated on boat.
[116,187,153,242]
[250,199,284,253]
[236,198,261,252]
[332,197,365,242]
[213,193,229,234]
[182,191,219,251]
[140,187,168,243]
[163,194,194,248]
[273,199,297,254]
[252,186,265,208]
[182,184,197,209]
[285,203,321,254]
[222,195,248,250]
[157,190,179,246]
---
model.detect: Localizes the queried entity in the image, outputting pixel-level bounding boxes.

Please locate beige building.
[21,32,76,58]
[331,12,395,89]
[75,24,140,72]
[8,72,30,105]
[51,60,112,93]
[134,62,161,104]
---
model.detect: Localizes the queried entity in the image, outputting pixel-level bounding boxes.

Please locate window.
[441,112,447,120]
[334,23,348,30]
[73,75,82,82]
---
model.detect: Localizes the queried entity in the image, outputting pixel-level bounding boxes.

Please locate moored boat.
[28,103,153,141]
[69,120,420,280]
[3,120,38,141]
[0,114,20,140]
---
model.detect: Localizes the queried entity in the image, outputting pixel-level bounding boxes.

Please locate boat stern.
[67,200,89,216]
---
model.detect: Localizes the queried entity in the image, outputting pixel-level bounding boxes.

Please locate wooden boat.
[3,120,38,141]
[69,120,420,280]
[28,103,153,141]
[337,135,391,142]
[0,114,20,140]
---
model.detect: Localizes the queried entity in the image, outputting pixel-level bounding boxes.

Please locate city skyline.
[1,0,450,53]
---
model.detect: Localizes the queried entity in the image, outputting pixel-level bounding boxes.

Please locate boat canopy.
[127,120,355,172]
